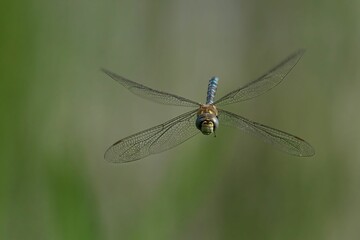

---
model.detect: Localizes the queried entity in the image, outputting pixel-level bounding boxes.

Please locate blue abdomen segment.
[206,77,219,104]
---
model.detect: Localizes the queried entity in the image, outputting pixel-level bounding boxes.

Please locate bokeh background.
[1,0,360,239]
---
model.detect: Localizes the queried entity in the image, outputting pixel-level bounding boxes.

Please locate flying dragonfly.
[102,49,315,163]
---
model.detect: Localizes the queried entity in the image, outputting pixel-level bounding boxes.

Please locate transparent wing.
[102,68,200,107]
[218,109,315,156]
[105,110,199,163]
[214,49,305,106]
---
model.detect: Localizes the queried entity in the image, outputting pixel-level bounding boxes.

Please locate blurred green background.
[1,0,359,239]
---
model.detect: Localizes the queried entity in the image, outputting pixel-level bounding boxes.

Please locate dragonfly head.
[196,114,219,135]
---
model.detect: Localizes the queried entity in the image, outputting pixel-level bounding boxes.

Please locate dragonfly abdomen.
[206,77,219,104]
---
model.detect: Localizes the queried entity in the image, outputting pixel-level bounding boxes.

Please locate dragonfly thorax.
[196,105,219,135]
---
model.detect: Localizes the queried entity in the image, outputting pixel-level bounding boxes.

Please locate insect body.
[102,49,315,163]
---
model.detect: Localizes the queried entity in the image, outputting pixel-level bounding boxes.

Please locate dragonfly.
[102,49,315,163]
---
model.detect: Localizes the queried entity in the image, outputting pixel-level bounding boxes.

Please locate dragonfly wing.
[214,49,305,106]
[102,69,200,107]
[218,109,315,157]
[105,110,199,163]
